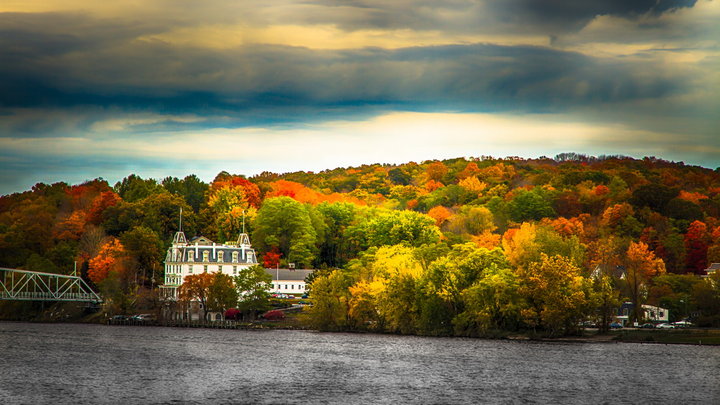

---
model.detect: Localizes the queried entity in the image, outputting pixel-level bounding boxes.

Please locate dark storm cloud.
[0,13,687,135]
[490,0,697,31]
[282,0,697,34]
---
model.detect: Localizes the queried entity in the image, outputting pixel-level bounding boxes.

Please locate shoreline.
[3,318,718,346]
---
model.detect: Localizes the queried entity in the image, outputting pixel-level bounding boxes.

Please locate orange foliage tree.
[541,217,585,239]
[427,206,452,227]
[471,231,501,249]
[601,203,634,229]
[425,180,444,192]
[678,191,708,205]
[88,238,125,284]
[457,162,481,180]
[178,273,214,321]
[266,180,365,205]
[425,162,448,182]
[54,210,87,240]
[625,241,665,322]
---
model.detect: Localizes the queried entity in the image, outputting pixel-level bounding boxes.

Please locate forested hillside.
[1,154,719,333]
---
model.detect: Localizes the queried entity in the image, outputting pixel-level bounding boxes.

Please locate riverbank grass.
[612,329,720,345]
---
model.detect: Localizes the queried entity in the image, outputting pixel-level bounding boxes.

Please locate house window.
[218,265,223,272]
[204,265,208,273]
[203,251,209,262]
[189,265,193,274]
[232,252,238,263]
[218,251,224,262]
[233,265,237,275]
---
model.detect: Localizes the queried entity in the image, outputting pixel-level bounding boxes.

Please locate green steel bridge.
[0,267,102,303]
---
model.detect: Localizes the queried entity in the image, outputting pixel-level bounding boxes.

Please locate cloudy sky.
[1,0,718,194]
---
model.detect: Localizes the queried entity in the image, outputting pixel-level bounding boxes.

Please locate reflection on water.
[0,322,717,404]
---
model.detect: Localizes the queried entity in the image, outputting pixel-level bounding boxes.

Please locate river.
[0,322,717,404]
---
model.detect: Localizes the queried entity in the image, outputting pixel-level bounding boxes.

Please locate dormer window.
[203,251,209,262]
[232,251,238,263]
[188,251,194,262]
[218,251,224,263]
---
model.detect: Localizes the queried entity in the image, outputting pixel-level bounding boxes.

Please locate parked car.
[110,315,129,322]
[672,320,693,328]
[640,323,655,329]
[656,323,675,329]
[609,322,623,329]
[131,314,155,321]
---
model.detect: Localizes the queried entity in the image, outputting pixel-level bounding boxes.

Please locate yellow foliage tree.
[458,176,487,196]
[517,254,593,336]
[347,280,385,330]
[501,223,538,268]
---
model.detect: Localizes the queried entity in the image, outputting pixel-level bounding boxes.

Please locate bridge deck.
[0,267,102,303]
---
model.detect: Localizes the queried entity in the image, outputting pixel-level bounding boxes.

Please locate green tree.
[115,174,163,202]
[162,174,209,212]
[308,269,352,331]
[508,187,556,222]
[361,209,441,248]
[315,202,357,267]
[252,197,318,267]
[207,272,239,316]
[120,226,163,287]
[102,192,195,242]
[631,183,678,212]
[455,267,521,336]
[234,265,272,316]
[692,272,720,326]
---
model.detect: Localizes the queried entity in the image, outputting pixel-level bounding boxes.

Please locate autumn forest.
[1,154,719,336]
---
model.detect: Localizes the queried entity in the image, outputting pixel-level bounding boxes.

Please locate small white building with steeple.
[160,227,258,300]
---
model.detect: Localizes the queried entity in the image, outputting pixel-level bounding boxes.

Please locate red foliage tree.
[263,246,282,268]
[86,191,121,225]
[685,220,709,274]
[262,309,285,320]
[211,175,261,208]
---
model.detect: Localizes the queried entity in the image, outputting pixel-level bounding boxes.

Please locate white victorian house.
[160,228,258,300]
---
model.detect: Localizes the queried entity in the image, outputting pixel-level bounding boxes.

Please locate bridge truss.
[0,267,102,303]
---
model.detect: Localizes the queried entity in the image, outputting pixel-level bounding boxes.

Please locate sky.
[1,0,718,195]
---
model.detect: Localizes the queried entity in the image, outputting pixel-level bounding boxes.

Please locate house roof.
[189,236,214,245]
[706,263,720,271]
[264,268,314,281]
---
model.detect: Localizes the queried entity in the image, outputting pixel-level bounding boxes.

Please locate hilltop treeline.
[1,154,719,332]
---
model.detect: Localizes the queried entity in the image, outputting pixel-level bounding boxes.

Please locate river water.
[0,322,717,404]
